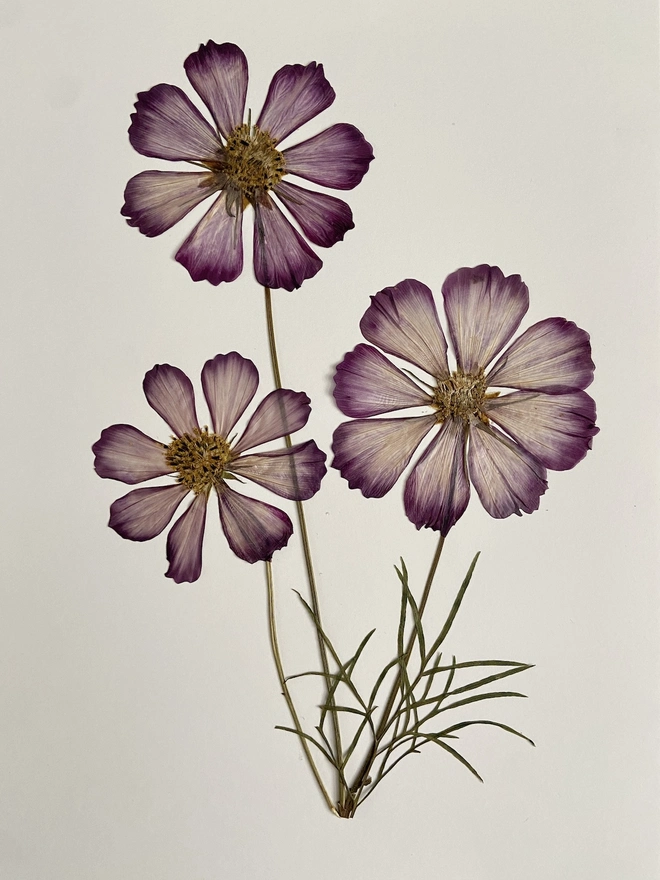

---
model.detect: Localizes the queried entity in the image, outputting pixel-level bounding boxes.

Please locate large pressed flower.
[93,352,326,582]
[332,266,598,534]
[121,40,374,291]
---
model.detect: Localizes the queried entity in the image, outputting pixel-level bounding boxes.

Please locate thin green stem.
[265,561,337,815]
[344,534,446,816]
[263,286,347,811]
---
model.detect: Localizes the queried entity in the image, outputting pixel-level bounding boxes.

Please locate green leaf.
[274,726,337,767]
[424,735,484,782]
[426,552,480,660]
[436,719,535,747]
[396,558,426,664]
[446,664,534,697]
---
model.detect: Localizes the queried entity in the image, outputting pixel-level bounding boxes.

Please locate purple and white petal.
[283,124,374,191]
[165,491,208,583]
[184,41,248,138]
[175,190,244,285]
[404,417,470,535]
[253,197,322,291]
[274,180,354,247]
[128,84,221,162]
[484,390,598,471]
[143,364,199,437]
[331,415,436,498]
[359,280,450,378]
[232,389,311,454]
[121,171,217,237]
[229,440,327,500]
[442,265,529,374]
[333,344,432,418]
[93,424,171,484]
[217,484,293,563]
[201,352,259,438]
[109,483,189,541]
[467,421,547,519]
[485,317,595,393]
[256,62,335,144]
[283,124,374,190]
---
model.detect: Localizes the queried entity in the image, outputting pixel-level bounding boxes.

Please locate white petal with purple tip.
[165,492,208,583]
[93,424,171,484]
[283,124,374,190]
[233,389,311,454]
[128,84,221,162]
[334,344,432,418]
[109,484,189,541]
[484,390,598,471]
[253,197,322,291]
[331,415,436,498]
[121,171,217,238]
[467,421,547,519]
[256,62,335,144]
[442,265,529,373]
[274,180,354,247]
[217,485,293,563]
[486,318,595,392]
[184,41,248,138]
[404,417,470,534]
[143,364,199,437]
[175,191,244,286]
[229,441,326,500]
[359,280,450,378]
[201,352,259,438]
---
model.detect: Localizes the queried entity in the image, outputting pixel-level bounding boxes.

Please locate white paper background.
[2,0,658,877]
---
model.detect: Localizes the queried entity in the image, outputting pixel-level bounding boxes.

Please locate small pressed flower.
[122,40,374,291]
[93,352,326,582]
[331,266,598,534]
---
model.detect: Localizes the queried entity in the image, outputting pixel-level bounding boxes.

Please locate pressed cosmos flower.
[93,352,326,582]
[121,40,374,291]
[332,266,598,535]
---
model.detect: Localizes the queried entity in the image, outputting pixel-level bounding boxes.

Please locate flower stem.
[265,561,337,815]
[263,286,347,812]
[342,534,446,817]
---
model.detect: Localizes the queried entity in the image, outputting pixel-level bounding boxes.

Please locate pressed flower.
[93,352,326,581]
[122,40,374,291]
[332,266,598,534]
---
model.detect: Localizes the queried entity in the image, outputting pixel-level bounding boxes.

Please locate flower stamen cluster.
[165,427,233,494]
[207,123,286,209]
[432,370,488,423]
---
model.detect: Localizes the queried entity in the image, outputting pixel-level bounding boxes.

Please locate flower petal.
[184,41,248,138]
[229,440,327,500]
[253,197,322,291]
[232,389,311,454]
[333,344,432,418]
[359,280,450,378]
[442,265,529,373]
[256,62,335,143]
[484,390,599,471]
[331,415,436,498]
[93,425,170,484]
[128,83,221,161]
[217,484,293,563]
[165,492,208,583]
[109,484,189,541]
[274,180,354,247]
[143,364,199,437]
[404,417,470,534]
[485,317,595,392]
[121,171,217,237]
[283,124,374,190]
[201,352,259,437]
[467,421,547,519]
[175,190,244,285]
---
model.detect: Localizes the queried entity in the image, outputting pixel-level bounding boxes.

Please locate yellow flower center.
[165,428,233,495]
[432,370,491,423]
[207,123,286,206]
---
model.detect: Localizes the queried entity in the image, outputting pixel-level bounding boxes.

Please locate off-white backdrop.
[2,1,658,877]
